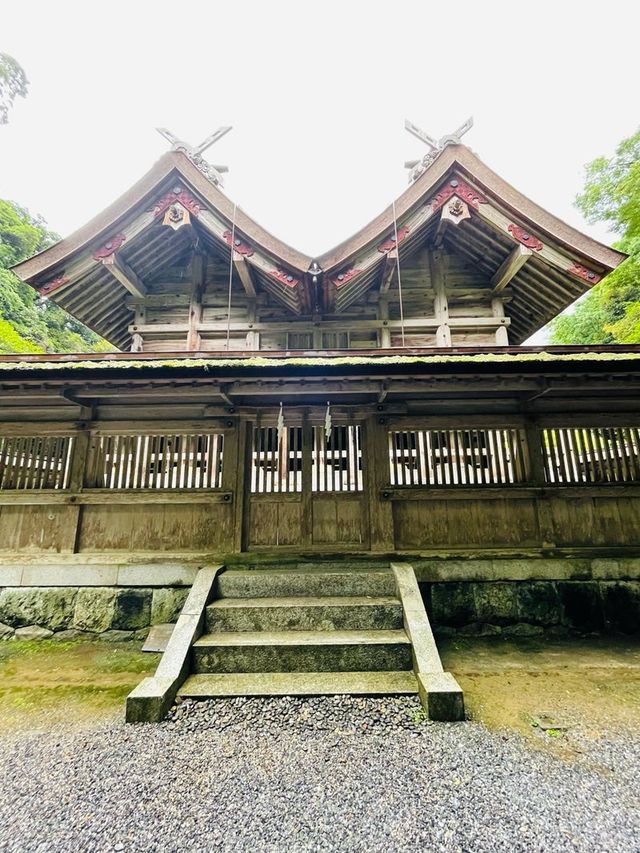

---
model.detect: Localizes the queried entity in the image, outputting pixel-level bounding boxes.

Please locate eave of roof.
[316,144,626,272]
[1,346,640,378]
[12,151,312,283]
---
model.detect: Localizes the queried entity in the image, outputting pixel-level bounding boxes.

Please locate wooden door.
[246,420,369,550]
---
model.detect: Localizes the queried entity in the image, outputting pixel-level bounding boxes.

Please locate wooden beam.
[187,253,205,351]
[101,254,147,298]
[380,250,397,293]
[427,249,451,347]
[491,244,532,293]
[234,257,257,298]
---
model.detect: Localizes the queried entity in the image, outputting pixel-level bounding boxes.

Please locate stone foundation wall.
[0,586,189,640]
[423,580,640,636]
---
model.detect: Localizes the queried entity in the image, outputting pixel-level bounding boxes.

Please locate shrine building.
[2,123,639,721]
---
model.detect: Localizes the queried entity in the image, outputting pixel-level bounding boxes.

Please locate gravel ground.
[0,695,638,853]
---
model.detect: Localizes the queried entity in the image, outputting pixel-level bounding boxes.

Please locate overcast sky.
[1,1,637,280]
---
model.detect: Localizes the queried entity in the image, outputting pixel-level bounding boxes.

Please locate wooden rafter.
[491,244,533,293]
[101,254,147,298]
[380,250,398,293]
[234,257,257,297]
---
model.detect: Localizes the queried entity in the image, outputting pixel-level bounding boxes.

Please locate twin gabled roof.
[13,144,626,349]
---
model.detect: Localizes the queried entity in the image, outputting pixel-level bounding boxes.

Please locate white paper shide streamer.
[324,401,332,442]
[277,402,285,447]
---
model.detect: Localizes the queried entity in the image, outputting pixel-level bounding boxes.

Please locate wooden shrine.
[5,125,640,562]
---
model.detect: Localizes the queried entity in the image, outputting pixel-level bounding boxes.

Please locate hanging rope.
[391,199,406,347]
[225,203,238,350]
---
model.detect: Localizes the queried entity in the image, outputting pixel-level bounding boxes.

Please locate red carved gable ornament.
[92,233,127,260]
[567,262,601,284]
[37,275,70,296]
[332,268,362,288]
[378,226,410,254]
[270,269,299,287]
[508,224,543,251]
[223,230,254,257]
[431,179,487,212]
[153,186,201,218]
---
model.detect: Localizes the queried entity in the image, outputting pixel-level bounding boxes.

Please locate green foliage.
[0,200,113,353]
[0,53,28,125]
[550,129,640,345]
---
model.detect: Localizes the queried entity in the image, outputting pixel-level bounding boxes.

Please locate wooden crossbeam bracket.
[234,257,257,297]
[101,254,147,298]
[491,244,533,293]
[380,250,398,293]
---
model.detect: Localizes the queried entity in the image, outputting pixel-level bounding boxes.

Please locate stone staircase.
[179,568,418,698]
[127,562,464,722]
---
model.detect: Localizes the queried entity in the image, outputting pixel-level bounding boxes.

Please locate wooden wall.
[135,248,506,352]
[1,413,639,557]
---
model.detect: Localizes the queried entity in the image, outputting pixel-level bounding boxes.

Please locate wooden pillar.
[525,419,556,548]
[187,253,205,351]
[491,297,510,345]
[246,298,258,350]
[428,250,452,347]
[301,415,313,547]
[131,303,146,352]
[378,297,391,348]
[366,415,394,551]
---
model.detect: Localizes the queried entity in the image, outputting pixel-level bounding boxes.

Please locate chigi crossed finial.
[156,126,232,187]
[404,117,473,183]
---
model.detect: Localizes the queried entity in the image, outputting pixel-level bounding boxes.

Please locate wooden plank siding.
[0,412,639,555]
[131,248,507,353]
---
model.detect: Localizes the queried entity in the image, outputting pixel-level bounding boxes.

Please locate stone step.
[214,570,397,599]
[206,596,403,632]
[179,670,419,698]
[192,629,412,674]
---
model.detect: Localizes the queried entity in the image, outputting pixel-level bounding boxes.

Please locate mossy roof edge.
[2,351,640,372]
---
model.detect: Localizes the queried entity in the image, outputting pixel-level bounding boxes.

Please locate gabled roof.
[12,143,626,348]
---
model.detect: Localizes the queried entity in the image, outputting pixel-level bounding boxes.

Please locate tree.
[0,200,113,353]
[549,129,640,345]
[0,53,28,124]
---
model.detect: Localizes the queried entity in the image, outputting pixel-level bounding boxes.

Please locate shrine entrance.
[244,418,370,551]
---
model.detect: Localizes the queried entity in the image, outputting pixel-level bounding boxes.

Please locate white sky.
[1,0,638,343]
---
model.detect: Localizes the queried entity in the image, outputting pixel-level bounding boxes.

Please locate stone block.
[601,582,640,634]
[429,583,476,627]
[614,559,640,581]
[557,582,604,631]
[112,589,152,630]
[126,676,177,723]
[502,622,545,638]
[516,582,562,625]
[418,672,465,721]
[0,621,14,639]
[21,564,117,587]
[73,588,117,633]
[472,583,518,625]
[0,566,23,586]
[0,587,77,630]
[117,564,199,587]
[14,625,53,640]
[151,588,189,625]
[97,630,135,642]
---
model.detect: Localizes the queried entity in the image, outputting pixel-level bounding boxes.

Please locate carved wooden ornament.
[223,231,254,257]
[567,262,601,284]
[37,275,70,296]
[163,203,191,231]
[378,226,410,254]
[432,178,487,212]
[332,268,362,287]
[508,225,543,251]
[92,234,127,260]
[153,186,201,218]
[270,269,299,287]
